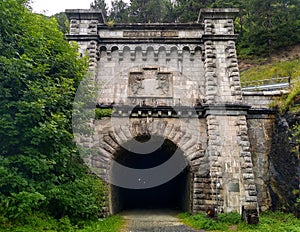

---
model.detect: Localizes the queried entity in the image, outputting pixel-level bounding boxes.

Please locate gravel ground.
[120,209,205,232]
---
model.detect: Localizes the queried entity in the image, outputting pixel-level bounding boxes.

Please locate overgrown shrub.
[46,175,105,221]
[0,0,106,226]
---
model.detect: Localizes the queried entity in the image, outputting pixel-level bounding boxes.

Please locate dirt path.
[120,209,204,232]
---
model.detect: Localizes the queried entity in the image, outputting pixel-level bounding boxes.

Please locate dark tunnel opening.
[110,136,191,213]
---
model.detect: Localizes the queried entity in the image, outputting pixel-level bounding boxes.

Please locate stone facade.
[65,8,273,217]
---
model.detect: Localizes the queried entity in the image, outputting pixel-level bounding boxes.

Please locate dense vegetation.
[179,211,300,232]
[1,0,299,230]
[89,0,300,57]
[0,0,107,230]
[1,214,123,232]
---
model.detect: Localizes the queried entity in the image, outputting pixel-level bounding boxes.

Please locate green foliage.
[46,175,106,221]
[0,213,123,232]
[78,215,124,232]
[178,212,226,231]
[95,108,114,119]
[238,211,300,232]
[90,0,108,18]
[53,12,69,34]
[218,211,241,224]
[103,0,300,58]
[179,211,300,232]
[240,59,300,83]
[269,78,300,113]
[109,0,130,23]
[281,82,300,112]
[172,0,207,22]
[0,0,106,225]
[0,192,46,221]
[128,0,174,23]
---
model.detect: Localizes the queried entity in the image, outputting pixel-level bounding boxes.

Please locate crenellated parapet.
[98,44,203,62]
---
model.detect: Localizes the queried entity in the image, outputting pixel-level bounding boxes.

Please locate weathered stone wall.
[269,114,299,213]
[97,50,204,106]
[247,112,300,214]
[247,116,275,211]
[243,92,281,108]
[67,8,261,217]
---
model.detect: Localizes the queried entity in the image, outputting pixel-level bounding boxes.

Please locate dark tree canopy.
[109,0,130,23]
[103,0,300,57]
[90,0,109,18]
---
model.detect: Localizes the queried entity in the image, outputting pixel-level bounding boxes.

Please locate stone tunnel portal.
[66,8,262,218]
[110,136,191,213]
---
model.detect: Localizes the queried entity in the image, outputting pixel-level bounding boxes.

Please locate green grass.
[0,214,124,232]
[178,212,239,231]
[78,215,124,232]
[178,211,300,232]
[240,58,300,113]
[240,58,300,84]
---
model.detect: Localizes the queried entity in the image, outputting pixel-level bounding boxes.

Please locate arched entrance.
[109,136,192,213]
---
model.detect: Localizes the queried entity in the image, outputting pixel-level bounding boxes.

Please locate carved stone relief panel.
[128,67,173,98]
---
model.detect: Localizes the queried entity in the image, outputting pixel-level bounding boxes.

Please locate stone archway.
[86,117,208,214]
[110,136,192,213]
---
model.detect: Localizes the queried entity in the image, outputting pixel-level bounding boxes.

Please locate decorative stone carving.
[129,72,144,94]
[156,72,170,94]
[128,67,173,98]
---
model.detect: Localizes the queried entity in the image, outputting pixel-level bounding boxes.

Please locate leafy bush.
[0,0,108,226]
[95,108,114,119]
[0,191,46,221]
[46,175,106,221]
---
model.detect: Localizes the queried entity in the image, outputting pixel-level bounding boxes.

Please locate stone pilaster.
[199,9,242,104]
[225,41,243,103]
[65,9,104,35]
[206,115,223,210]
[203,41,218,104]
[65,9,103,73]
[236,115,258,207]
[87,40,99,72]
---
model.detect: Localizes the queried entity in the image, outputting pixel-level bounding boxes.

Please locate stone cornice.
[65,9,105,23]
[98,38,203,44]
[247,108,277,119]
[98,23,204,30]
[198,8,239,22]
[203,104,251,117]
[96,104,265,118]
[66,35,99,41]
[202,34,238,41]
